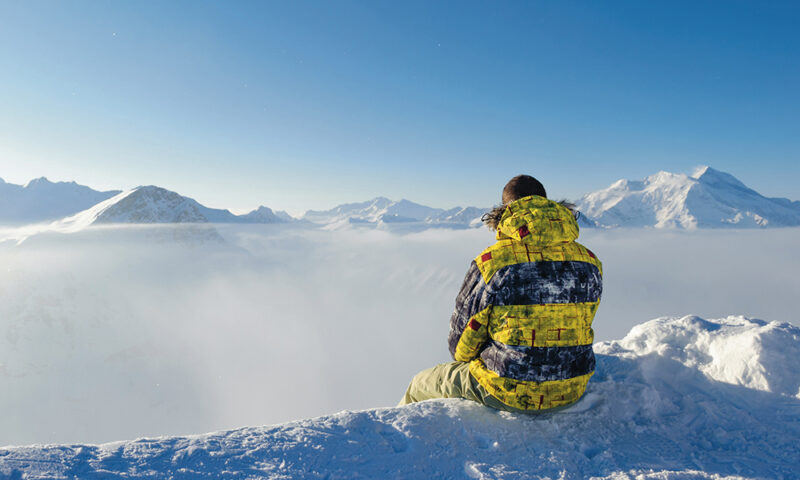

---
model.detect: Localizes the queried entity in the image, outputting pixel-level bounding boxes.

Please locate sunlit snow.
[2,315,797,479]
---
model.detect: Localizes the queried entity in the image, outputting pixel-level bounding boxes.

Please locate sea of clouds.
[1,224,798,446]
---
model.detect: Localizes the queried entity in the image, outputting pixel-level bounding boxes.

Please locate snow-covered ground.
[2,315,797,479]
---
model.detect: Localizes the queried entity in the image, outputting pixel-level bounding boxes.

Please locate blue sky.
[1,1,798,213]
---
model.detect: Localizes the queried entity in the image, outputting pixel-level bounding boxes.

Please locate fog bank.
[1,225,797,445]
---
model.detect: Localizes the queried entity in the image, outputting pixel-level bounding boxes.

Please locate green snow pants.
[398,361,551,414]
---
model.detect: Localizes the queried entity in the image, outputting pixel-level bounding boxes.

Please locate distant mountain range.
[0,179,487,234]
[0,180,295,227]
[301,197,485,230]
[2,167,799,236]
[0,177,120,225]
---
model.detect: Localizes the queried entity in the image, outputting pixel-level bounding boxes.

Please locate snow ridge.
[3,315,798,479]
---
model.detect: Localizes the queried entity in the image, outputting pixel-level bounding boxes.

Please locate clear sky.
[1,1,798,214]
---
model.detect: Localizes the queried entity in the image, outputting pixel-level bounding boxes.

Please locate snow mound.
[2,315,798,479]
[597,315,800,398]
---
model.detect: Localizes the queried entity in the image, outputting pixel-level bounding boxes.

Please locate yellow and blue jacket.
[448,195,602,411]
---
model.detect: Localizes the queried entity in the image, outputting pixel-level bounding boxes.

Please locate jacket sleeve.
[447,260,493,362]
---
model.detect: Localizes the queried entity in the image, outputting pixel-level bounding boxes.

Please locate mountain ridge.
[4,167,800,232]
[302,196,486,229]
[578,166,800,229]
[0,176,121,224]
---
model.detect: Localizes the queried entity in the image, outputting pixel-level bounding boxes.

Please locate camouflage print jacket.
[448,195,603,411]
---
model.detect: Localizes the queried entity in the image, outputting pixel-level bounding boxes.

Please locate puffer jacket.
[448,195,602,411]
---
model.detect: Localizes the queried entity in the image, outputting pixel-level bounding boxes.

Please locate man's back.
[448,195,602,411]
[400,176,603,413]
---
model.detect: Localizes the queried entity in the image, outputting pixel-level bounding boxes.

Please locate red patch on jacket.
[468,319,481,331]
[518,226,530,238]
[586,248,596,259]
[481,252,492,262]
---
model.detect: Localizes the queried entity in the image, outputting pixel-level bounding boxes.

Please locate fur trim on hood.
[482,198,578,231]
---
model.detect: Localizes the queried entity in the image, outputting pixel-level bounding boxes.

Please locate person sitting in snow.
[399,175,602,413]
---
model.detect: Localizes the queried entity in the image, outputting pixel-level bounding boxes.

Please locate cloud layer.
[1,225,797,445]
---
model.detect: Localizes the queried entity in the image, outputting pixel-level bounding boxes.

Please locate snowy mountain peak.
[50,185,207,231]
[23,176,53,188]
[691,165,712,179]
[646,170,684,183]
[692,165,750,190]
[21,176,84,189]
[577,167,800,229]
[252,206,273,214]
[609,178,629,189]
[239,205,293,223]
[99,186,208,224]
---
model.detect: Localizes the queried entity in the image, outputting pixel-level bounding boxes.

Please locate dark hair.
[502,175,547,204]
[481,199,580,231]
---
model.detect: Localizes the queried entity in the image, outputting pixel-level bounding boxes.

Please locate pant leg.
[398,361,571,414]
[398,361,485,406]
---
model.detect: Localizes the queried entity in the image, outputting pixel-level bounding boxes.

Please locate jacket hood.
[496,195,579,246]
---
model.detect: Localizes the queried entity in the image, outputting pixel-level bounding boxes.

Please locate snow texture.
[577,166,800,229]
[2,315,798,479]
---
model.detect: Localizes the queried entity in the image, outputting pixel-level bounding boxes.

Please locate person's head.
[483,174,577,230]
[501,175,547,204]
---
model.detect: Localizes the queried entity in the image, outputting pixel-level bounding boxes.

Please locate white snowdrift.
[1,315,798,479]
